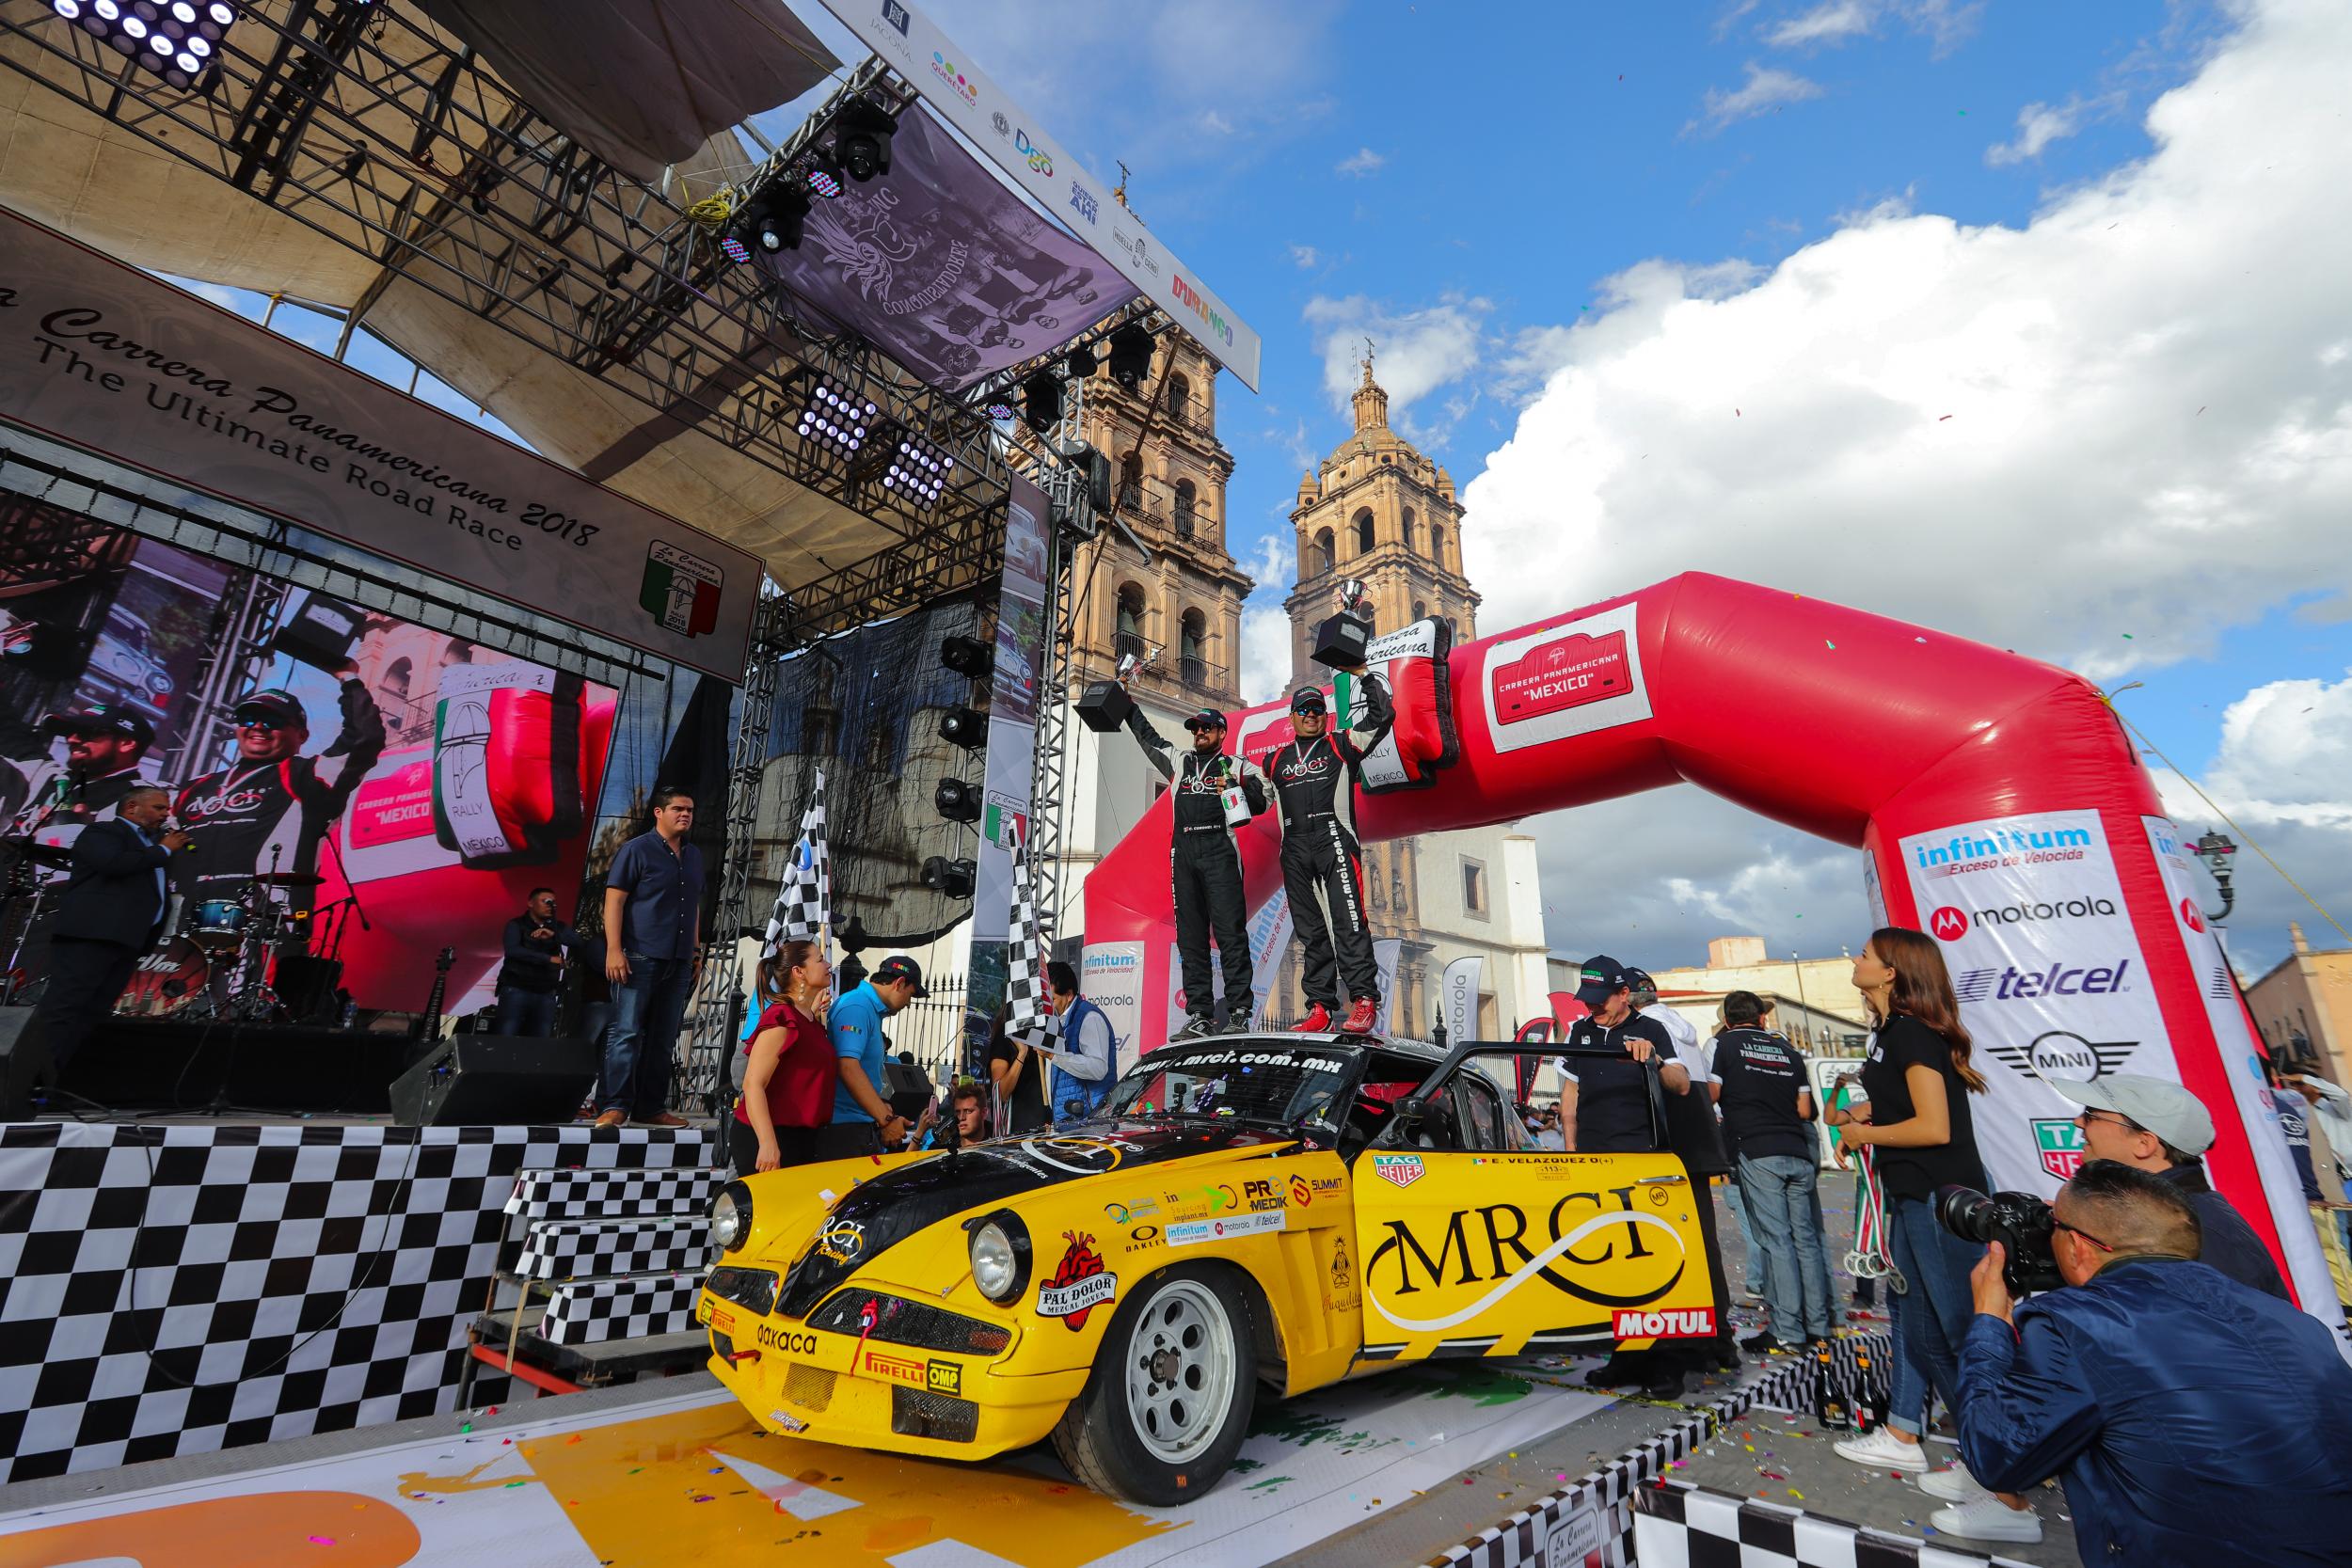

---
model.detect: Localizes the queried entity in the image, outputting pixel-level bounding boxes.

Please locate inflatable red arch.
[1081,571,2337,1321]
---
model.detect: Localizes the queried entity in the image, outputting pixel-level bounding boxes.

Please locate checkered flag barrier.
[1432,1332,1890,1568]
[537,1272,704,1346]
[513,1215,715,1281]
[763,768,829,955]
[504,1166,723,1225]
[1634,1480,2026,1568]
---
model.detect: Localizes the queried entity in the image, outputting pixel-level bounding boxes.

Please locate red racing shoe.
[1339,996,1379,1035]
[1292,1004,1332,1033]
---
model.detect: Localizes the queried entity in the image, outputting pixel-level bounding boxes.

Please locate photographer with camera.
[1823,930,1994,1489]
[1953,1160,2352,1564]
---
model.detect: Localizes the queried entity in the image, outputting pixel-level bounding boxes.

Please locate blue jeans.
[1885,1195,1984,1436]
[1739,1153,1833,1342]
[1722,1178,1769,1295]
[498,986,559,1037]
[601,953,691,1117]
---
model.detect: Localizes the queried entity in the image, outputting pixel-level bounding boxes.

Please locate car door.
[1350,1063,1716,1362]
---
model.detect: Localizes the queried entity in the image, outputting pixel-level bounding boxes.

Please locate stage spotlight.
[921,856,977,899]
[834,100,898,182]
[1021,370,1063,432]
[941,635,993,681]
[802,159,843,200]
[1065,342,1098,379]
[73,0,234,89]
[934,778,982,824]
[794,381,875,461]
[1081,446,1114,515]
[939,705,986,750]
[882,433,954,508]
[1106,323,1155,391]
[983,400,1017,422]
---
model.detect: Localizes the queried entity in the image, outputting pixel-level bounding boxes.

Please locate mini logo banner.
[641,542,723,638]
[1371,1153,1424,1189]
[2034,1117,2086,1180]
[1036,1231,1116,1329]
[1612,1307,1716,1339]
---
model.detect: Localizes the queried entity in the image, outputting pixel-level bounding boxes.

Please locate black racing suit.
[173,679,387,920]
[1127,707,1268,1024]
[1265,673,1393,1011]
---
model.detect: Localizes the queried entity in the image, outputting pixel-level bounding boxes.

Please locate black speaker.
[389,1034,596,1127]
[0,1006,55,1121]
[1075,679,1136,733]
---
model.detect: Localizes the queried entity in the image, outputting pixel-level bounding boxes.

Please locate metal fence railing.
[886,974,972,1086]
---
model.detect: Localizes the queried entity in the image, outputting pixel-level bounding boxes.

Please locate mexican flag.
[641,544,722,637]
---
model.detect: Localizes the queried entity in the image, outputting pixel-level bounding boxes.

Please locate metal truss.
[1022,377,1094,949]
[0,2,1011,580]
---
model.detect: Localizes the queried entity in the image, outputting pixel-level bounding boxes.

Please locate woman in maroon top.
[733,939,835,1174]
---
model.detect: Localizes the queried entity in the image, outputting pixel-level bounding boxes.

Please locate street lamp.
[2192,831,2237,925]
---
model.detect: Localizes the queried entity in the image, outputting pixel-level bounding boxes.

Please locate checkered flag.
[1003,824,1058,1050]
[763,769,828,955]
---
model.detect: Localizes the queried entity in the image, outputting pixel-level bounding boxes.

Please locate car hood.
[771,1120,1298,1318]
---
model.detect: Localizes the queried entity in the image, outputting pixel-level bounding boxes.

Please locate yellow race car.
[697,1035,1714,1504]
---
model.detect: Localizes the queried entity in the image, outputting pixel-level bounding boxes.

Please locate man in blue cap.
[1265,674,1392,1035]
[1124,703,1268,1037]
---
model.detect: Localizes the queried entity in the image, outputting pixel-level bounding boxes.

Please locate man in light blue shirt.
[815,955,927,1160]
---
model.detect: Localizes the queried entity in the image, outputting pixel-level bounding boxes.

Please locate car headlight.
[965,1210,1030,1305]
[710,1180,754,1253]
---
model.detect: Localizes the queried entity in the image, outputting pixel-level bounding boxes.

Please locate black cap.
[1290,686,1327,714]
[1627,967,1658,996]
[1573,955,1630,1007]
[232,689,309,728]
[1183,707,1228,733]
[41,705,154,747]
[872,955,930,997]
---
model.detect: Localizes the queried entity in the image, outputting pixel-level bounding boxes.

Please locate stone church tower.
[1274,350,1486,1031]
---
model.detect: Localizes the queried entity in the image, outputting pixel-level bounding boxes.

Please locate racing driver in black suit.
[173,666,387,923]
[1125,703,1270,1038]
[1264,669,1393,1036]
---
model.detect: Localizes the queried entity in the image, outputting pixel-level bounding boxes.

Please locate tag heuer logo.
[641,542,723,639]
[2033,1117,2085,1180]
[1371,1154,1424,1189]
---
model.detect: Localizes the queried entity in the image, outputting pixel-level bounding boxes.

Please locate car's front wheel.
[1051,1263,1257,1505]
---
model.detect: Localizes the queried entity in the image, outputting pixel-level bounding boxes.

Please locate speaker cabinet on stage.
[0,1007,55,1121]
[389,1034,596,1127]
[1075,679,1136,733]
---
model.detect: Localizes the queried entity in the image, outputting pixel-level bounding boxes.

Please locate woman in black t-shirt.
[1823,927,2002,1497]
[986,1003,1049,1133]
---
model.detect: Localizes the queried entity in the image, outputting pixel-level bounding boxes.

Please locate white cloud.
[1692,63,1825,133]
[1239,604,1296,705]
[1201,109,1234,135]
[1986,96,2106,166]
[1335,147,1386,178]
[1760,0,1983,55]
[1289,244,1321,269]
[1767,0,1875,47]
[1302,293,1491,436]
[1464,0,2352,693]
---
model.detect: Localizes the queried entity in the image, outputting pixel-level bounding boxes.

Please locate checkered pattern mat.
[1633,1481,2030,1568]
[513,1216,714,1281]
[504,1166,723,1224]
[537,1272,704,1346]
[1435,1333,1888,1568]
[0,1119,716,1483]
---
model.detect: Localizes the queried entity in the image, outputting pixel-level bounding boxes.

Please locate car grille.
[706,1265,781,1316]
[891,1385,978,1443]
[807,1291,1011,1355]
[783,1362,837,1413]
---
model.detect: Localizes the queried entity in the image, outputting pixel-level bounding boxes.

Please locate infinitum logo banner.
[1898,809,2171,1198]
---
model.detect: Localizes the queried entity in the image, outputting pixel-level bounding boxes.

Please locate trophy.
[1311,578,1375,670]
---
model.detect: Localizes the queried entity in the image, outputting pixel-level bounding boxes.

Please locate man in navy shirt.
[596,786,702,1128]
[1708,990,1831,1353]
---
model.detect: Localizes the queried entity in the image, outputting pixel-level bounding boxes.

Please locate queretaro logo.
[641,542,723,639]
[1953,957,2134,1004]
[1982,1029,2137,1085]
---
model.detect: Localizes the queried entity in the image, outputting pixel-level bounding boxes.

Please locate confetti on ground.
[1790,1489,1805,1499]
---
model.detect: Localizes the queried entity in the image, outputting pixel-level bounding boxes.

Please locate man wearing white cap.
[2047,1073,2288,1300]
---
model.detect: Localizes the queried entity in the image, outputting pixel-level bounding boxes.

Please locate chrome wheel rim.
[1124,1279,1235,1464]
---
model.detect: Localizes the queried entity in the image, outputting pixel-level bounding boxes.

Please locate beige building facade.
[2245,922,2352,1086]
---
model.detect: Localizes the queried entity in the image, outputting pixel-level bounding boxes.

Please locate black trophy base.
[1311,613,1373,670]
[1076,679,1136,733]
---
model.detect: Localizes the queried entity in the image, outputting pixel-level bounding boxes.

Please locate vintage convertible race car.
[697,1035,1714,1504]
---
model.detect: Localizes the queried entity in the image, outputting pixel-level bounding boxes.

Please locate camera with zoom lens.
[1933,1184,2066,1295]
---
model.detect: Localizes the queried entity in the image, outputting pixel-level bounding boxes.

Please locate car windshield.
[1104,1042,1358,1132]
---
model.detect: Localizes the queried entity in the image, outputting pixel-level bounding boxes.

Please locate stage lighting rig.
[922,856,976,899]
[793,381,875,461]
[941,635,994,681]
[882,433,954,508]
[56,0,238,92]
[1106,323,1156,391]
[1066,343,1098,378]
[934,778,981,824]
[938,705,986,750]
[1021,370,1063,432]
[834,99,898,182]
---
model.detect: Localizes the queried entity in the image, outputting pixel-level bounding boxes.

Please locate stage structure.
[1083,572,2344,1331]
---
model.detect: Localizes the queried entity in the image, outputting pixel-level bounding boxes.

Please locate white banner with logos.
[968,473,1052,942]
[0,211,759,679]
[1899,809,2169,1195]
[1441,953,1485,1045]
[1247,891,1294,1027]
[1080,941,1144,1078]
[818,0,1262,388]
[2140,817,2342,1327]
[1375,937,1404,1034]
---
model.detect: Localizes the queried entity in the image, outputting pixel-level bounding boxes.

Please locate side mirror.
[1393,1095,1429,1129]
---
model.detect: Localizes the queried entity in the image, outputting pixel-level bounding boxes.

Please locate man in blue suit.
[35,784,183,1071]
[1955,1159,2352,1564]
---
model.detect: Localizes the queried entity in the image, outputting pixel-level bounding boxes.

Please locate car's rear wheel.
[1051,1263,1257,1505]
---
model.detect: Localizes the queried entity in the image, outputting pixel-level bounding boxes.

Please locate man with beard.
[8,706,157,838]
[1264,673,1393,1036]
[1124,704,1268,1037]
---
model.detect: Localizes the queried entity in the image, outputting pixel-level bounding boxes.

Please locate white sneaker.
[1918,1461,1990,1502]
[1929,1496,2042,1544]
[1832,1426,1929,1472]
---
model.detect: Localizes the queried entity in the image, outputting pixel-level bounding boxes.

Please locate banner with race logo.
[1899,809,2168,1196]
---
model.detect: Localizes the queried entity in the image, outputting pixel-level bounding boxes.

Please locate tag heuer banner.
[0,211,759,680]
